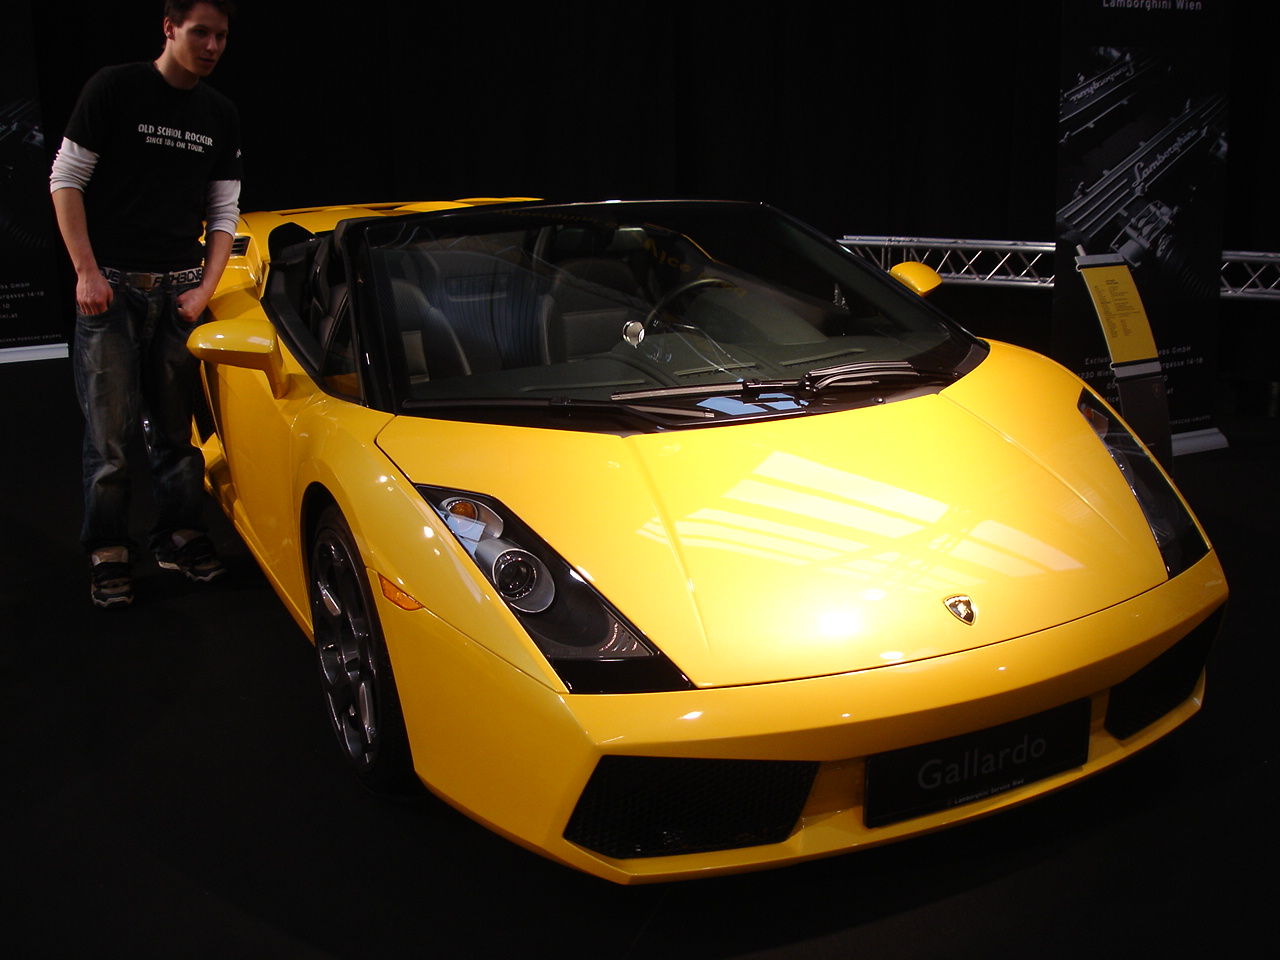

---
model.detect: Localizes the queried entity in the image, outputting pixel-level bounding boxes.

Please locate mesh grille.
[1105,604,1225,740]
[193,369,217,442]
[564,756,818,859]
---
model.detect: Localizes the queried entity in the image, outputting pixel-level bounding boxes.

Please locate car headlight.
[417,485,694,694]
[1078,390,1208,578]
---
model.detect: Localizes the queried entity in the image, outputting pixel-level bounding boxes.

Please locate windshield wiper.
[612,382,746,401]
[555,397,716,420]
[612,361,957,402]
[403,395,715,423]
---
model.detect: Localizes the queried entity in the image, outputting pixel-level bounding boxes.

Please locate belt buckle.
[125,271,161,290]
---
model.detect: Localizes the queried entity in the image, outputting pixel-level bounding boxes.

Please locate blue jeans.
[73,278,208,555]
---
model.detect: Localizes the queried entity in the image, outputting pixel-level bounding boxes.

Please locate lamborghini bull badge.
[945,595,977,625]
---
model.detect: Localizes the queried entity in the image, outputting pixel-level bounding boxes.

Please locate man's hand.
[177,284,214,323]
[76,269,113,315]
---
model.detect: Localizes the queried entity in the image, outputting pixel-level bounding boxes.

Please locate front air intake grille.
[1105,605,1226,741]
[564,756,818,860]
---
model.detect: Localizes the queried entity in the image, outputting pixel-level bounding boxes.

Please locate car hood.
[376,343,1170,688]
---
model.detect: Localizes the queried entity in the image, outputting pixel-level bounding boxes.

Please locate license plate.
[863,698,1091,828]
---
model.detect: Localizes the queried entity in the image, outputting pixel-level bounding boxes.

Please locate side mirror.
[187,319,289,399]
[890,261,943,297]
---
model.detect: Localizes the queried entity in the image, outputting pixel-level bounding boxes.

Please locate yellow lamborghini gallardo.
[188,199,1227,883]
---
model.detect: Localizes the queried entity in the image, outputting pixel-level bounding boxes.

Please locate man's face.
[164,2,229,78]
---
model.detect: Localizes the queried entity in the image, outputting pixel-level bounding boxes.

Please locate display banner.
[1052,0,1231,455]
[0,1,68,362]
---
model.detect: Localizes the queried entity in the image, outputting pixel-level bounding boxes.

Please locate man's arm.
[176,179,241,323]
[51,186,113,316]
[176,228,233,323]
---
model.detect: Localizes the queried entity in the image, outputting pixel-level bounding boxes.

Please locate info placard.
[1077,256,1159,367]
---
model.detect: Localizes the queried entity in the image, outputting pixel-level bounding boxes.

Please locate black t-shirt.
[66,62,242,270]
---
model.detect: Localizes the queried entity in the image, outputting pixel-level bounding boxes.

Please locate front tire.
[309,504,415,794]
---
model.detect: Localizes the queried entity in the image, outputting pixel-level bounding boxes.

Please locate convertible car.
[189,198,1227,883]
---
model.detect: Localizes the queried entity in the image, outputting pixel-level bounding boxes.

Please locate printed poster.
[1053,0,1230,451]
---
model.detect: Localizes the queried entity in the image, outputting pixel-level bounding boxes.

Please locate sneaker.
[90,547,134,609]
[158,531,226,583]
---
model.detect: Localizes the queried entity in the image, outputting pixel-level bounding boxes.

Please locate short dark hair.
[165,1,237,24]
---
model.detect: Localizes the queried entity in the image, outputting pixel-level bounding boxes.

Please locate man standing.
[50,1,242,608]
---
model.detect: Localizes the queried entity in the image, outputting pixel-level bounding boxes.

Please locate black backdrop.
[26,2,1060,243]
[25,2,1280,251]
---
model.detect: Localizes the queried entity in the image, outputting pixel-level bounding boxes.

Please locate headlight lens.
[474,539,553,613]
[1078,390,1208,578]
[418,485,693,694]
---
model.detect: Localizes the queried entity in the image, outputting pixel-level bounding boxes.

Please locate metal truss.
[840,237,1280,301]
[840,238,1055,290]
[1217,251,1280,301]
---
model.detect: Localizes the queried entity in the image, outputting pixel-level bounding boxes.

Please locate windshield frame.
[340,199,987,431]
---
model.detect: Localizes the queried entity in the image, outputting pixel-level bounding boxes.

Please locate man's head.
[159,1,233,85]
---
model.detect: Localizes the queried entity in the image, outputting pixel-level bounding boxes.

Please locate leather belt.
[100,265,203,290]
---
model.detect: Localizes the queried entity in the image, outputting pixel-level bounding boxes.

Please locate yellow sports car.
[189,199,1227,883]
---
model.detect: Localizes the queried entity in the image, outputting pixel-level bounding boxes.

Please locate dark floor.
[2,356,1276,960]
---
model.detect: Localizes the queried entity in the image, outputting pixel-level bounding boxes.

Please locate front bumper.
[378,550,1227,883]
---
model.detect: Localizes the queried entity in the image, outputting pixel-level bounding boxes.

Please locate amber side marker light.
[447,500,479,521]
[379,574,423,611]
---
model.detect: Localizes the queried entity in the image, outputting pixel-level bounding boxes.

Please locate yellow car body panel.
[191,199,1228,883]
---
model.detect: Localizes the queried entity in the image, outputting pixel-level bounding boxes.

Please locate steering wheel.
[640,276,737,337]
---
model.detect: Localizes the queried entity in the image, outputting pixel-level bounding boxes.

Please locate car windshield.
[354,201,984,429]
